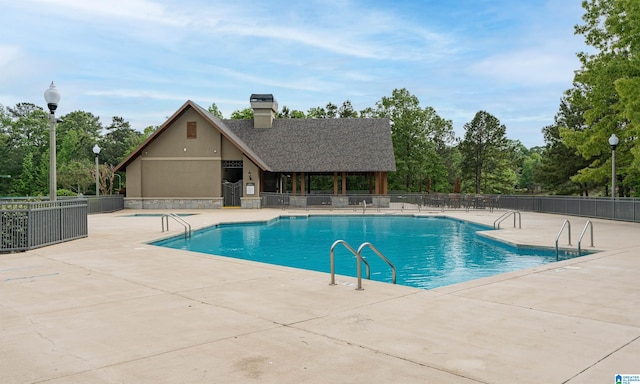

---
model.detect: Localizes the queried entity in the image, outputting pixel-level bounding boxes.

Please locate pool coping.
[1,208,639,383]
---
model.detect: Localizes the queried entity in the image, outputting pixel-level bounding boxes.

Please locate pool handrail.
[493,210,521,229]
[577,220,594,257]
[329,240,370,287]
[162,213,192,239]
[357,242,397,288]
[555,219,571,261]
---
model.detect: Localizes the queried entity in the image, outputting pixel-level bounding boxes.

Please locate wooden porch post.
[382,172,388,195]
[292,172,297,195]
[374,172,380,194]
[301,172,305,195]
[333,172,338,196]
[341,172,347,195]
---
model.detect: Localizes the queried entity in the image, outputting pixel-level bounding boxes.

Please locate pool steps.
[555,219,594,261]
[161,213,192,239]
[493,210,521,229]
[329,240,396,290]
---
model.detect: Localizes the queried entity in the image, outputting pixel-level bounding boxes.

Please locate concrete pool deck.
[1,208,639,383]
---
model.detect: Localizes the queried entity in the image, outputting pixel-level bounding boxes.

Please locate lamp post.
[44,82,61,201]
[93,144,101,196]
[609,134,619,198]
[114,173,121,192]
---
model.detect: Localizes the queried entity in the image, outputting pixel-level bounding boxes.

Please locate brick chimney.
[250,94,278,128]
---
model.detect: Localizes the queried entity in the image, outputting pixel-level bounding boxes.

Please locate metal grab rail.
[162,213,192,239]
[357,242,397,289]
[329,240,395,290]
[555,219,571,261]
[329,240,370,285]
[493,210,521,229]
[577,220,594,257]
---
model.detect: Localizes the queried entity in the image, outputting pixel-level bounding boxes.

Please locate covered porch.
[258,171,390,209]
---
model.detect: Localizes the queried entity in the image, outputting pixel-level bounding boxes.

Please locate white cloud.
[85,89,188,101]
[0,45,22,67]
[470,48,579,86]
[0,0,589,148]
[25,0,186,26]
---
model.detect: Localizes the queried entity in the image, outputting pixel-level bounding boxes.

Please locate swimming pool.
[152,215,580,290]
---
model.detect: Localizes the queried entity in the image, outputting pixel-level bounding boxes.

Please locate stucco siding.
[125,157,142,197]
[128,109,224,198]
[221,136,242,160]
[141,159,219,197]
[147,110,221,158]
[243,155,260,197]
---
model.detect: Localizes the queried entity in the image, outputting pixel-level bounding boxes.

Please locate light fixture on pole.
[44,82,61,201]
[609,133,619,198]
[114,173,121,192]
[93,144,101,196]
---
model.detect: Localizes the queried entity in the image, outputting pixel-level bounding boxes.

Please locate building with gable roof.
[114,94,396,209]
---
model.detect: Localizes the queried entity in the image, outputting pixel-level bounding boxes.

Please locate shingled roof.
[221,118,396,173]
[115,100,396,174]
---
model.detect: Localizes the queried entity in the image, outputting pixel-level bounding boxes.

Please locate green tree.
[3,104,50,196]
[338,100,358,118]
[376,88,451,192]
[230,108,254,119]
[535,98,592,194]
[56,111,102,165]
[325,102,338,118]
[12,152,46,196]
[307,106,326,118]
[459,111,510,194]
[358,107,377,118]
[519,150,542,193]
[58,159,93,194]
[207,103,224,119]
[278,106,305,119]
[0,105,15,195]
[561,0,640,196]
[100,116,143,166]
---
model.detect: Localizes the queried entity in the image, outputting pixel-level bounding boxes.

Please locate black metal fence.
[260,192,640,222]
[84,195,125,214]
[1,199,88,253]
[498,195,640,222]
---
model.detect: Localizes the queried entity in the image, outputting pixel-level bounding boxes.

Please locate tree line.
[0,90,538,198]
[536,0,639,197]
[215,88,529,195]
[1,0,638,198]
[0,104,154,197]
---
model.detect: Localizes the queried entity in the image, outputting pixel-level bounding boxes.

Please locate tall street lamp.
[44,82,61,201]
[609,133,619,198]
[114,173,122,192]
[93,144,101,196]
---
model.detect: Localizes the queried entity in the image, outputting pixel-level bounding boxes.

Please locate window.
[187,121,197,139]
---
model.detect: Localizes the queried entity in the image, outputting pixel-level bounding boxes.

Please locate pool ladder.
[493,210,521,229]
[329,240,396,290]
[161,213,192,239]
[555,219,594,261]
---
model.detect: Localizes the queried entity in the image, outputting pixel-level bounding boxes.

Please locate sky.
[1,0,588,148]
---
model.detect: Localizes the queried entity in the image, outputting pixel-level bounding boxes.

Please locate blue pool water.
[152,215,575,290]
